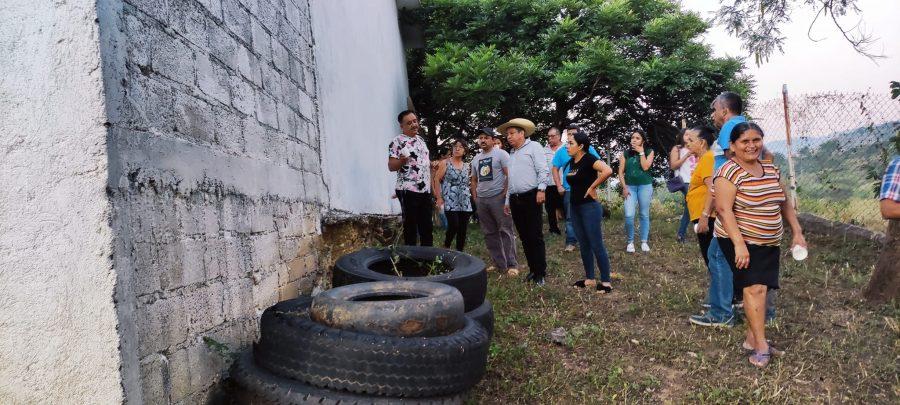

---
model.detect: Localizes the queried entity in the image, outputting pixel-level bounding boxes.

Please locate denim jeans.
[623,184,653,243]
[677,186,690,239]
[706,238,734,321]
[569,201,612,282]
[564,192,578,246]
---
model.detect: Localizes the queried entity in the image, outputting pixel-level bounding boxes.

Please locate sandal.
[749,350,771,368]
[596,284,613,294]
[742,341,784,356]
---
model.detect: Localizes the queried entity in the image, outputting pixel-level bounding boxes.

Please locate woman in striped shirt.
[714,122,807,368]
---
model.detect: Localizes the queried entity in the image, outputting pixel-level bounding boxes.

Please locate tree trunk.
[863,219,900,303]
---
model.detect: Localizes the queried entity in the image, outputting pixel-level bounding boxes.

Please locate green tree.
[404,0,750,171]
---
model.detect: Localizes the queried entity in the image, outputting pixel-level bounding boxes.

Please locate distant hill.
[765,121,899,155]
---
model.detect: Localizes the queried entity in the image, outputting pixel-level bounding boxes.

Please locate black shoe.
[596,284,613,294]
[525,273,536,283]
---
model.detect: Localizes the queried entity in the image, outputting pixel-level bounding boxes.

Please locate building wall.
[99,0,326,402]
[312,0,408,215]
[0,1,123,403]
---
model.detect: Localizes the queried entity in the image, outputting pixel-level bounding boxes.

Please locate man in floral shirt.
[388,110,433,246]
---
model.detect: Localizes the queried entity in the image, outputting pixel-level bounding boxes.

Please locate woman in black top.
[565,131,615,292]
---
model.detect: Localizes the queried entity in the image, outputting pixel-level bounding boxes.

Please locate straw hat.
[496,118,536,137]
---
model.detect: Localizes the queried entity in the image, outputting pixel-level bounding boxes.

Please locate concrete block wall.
[99,0,326,402]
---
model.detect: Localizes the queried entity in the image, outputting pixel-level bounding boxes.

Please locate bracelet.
[701,212,709,217]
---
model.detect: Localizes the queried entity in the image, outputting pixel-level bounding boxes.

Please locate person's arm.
[697,175,715,234]
[552,166,564,195]
[533,146,549,204]
[470,166,478,200]
[502,167,511,215]
[617,153,630,199]
[585,160,614,200]
[881,199,900,219]
[714,177,748,269]
[670,146,689,170]
[639,150,654,171]
[779,183,807,248]
[432,160,447,207]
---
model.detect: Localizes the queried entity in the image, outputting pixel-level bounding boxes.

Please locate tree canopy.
[404,0,751,170]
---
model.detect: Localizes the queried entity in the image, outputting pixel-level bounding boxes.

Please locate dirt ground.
[453,209,898,404]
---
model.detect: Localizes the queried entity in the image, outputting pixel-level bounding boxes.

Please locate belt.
[509,188,538,199]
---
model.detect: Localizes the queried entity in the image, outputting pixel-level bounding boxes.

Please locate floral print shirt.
[388,134,431,193]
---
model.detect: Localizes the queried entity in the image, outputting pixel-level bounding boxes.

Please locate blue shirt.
[713,115,748,170]
[881,155,900,202]
[551,146,601,190]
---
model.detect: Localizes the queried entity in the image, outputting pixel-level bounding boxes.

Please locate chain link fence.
[748,89,900,232]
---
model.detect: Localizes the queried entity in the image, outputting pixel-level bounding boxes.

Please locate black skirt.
[716,237,780,290]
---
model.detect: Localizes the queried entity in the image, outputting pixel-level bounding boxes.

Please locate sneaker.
[677,235,686,243]
[507,268,520,276]
[701,303,711,309]
[689,313,734,327]
[564,244,576,252]
[641,242,650,252]
[626,243,635,253]
[533,277,545,286]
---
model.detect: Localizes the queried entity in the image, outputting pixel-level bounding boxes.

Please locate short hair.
[565,124,580,130]
[714,92,743,114]
[548,127,560,135]
[397,110,417,123]
[691,125,717,147]
[730,122,764,143]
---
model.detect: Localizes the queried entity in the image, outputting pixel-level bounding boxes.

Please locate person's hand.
[398,156,410,165]
[631,140,644,154]
[697,219,709,234]
[791,232,807,250]
[585,188,598,201]
[734,242,750,269]
[622,187,631,200]
[708,185,716,199]
[557,184,565,195]
[503,205,511,216]
[435,197,444,208]
[536,191,545,204]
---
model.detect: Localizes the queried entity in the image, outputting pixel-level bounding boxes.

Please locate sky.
[681,0,900,101]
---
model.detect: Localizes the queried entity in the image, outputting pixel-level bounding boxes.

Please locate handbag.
[665,170,685,192]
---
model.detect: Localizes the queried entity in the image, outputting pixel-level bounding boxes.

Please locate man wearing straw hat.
[498,118,550,285]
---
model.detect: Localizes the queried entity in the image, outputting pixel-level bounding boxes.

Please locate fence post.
[781,84,800,209]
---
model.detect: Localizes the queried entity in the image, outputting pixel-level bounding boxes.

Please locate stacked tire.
[333,246,494,337]
[230,280,490,404]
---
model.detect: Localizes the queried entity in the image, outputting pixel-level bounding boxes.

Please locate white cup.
[791,245,808,261]
[693,223,699,233]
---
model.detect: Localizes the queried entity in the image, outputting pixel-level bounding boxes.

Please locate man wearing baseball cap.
[498,118,550,285]
[470,127,519,274]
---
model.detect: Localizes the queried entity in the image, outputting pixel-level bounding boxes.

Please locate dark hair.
[675,128,687,147]
[566,123,580,130]
[691,125,717,147]
[570,131,591,152]
[715,92,743,114]
[450,137,468,152]
[548,127,560,135]
[397,110,417,123]
[626,129,648,157]
[729,122,764,143]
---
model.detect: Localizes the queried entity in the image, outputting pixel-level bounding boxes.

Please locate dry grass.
[447,207,899,404]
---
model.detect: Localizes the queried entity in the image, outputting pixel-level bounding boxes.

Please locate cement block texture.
[104,0,324,401]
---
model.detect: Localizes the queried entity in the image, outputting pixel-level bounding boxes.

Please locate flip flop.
[742,341,784,356]
[749,350,771,368]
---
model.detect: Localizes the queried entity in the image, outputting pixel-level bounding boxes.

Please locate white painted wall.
[0,0,123,403]
[312,0,409,215]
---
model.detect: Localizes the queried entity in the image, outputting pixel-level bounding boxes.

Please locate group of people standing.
[389,89,810,367]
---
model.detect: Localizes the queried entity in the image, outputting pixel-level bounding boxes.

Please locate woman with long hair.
[617,129,655,252]
[433,138,474,251]
[714,122,806,367]
[565,132,615,292]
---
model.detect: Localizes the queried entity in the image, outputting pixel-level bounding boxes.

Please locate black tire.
[310,281,465,337]
[465,299,494,338]
[228,351,465,405]
[333,246,487,312]
[254,309,489,397]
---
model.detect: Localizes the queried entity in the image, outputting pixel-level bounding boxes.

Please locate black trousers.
[694,217,716,266]
[444,211,471,251]
[509,189,547,279]
[397,190,433,246]
[543,187,563,233]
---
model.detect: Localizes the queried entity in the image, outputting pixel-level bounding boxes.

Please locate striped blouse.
[713,160,786,246]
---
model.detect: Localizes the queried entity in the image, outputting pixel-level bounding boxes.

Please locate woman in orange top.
[714,122,807,368]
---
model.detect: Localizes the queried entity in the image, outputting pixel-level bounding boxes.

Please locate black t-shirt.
[566,153,599,206]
